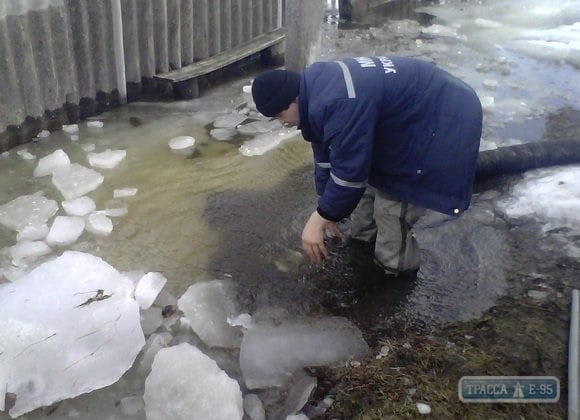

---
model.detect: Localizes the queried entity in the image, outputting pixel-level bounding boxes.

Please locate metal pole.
[569,289,580,420]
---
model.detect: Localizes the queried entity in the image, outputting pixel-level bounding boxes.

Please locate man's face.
[276,100,300,127]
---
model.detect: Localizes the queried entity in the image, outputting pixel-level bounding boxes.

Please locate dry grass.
[309,296,569,420]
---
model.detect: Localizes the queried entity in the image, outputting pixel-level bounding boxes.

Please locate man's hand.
[301,210,342,263]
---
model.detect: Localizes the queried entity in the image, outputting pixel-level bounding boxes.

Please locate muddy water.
[2,1,580,418]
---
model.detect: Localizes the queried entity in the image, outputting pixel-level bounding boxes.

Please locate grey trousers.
[349,186,425,274]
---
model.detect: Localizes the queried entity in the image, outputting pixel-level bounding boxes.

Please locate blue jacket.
[298,56,483,221]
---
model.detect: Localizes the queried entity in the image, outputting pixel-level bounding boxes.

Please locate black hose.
[475,138,580,183]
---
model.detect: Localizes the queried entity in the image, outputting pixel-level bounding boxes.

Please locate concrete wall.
[0,0,283,152]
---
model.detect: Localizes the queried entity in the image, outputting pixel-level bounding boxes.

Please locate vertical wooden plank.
[152,0,168,73]
[180,0,194,65]
[167,0,181,70]
[193,0,209,60]
[66,0,94,100]
[230,0,242,47]
[219,0,231,51]
[121,0,141,84]
[241,0,252,43]
[207,0,219,55]
[136,0,155,78]
[0,17,25,128]
[27,7,60,109]
[262,0,272,32]
[86,0,115,93]
[252,0,263,37]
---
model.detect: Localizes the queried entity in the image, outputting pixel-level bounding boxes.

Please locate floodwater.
[1,0,580,418]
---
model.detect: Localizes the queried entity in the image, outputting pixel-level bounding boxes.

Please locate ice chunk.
[135,272,167,309]
[237,119,281,135]
[243,394,266,420]
[102,207,128,217]
[86,212,113,236]
[227,313,253,329]
[239,128,300,157]
[0,194,58,232]
[16,223,49,242]
[177,280,242,348]
[52,163,104,200]
[8,241,51,266]
[45,216,85,247]
[17,149,36,160]
[417,402,431,414]
[62,124,79,134]
[210,127,237,141]
[33,149,71,177]
[81,143,95,152]
[213,112,247,128]
[421,24,457,37]
[87,149,127,169]
[168,136,196,153]
[113,188,138,198]
[240,317,369,389]
[280,375,317,418]
[62,196,96,216]
[475,18,502,29]
[143,343,243,420]
[87,120,104,128]
[140,306,163,335]
[498,166,580,230]
[0,251,145,417]
[136,332,173,375]
[37,130,51,138]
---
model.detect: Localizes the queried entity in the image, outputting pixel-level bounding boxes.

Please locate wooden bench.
[154,27,285,99]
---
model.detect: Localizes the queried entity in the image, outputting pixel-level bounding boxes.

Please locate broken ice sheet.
[0,251,145,418]
[0,193,58,232]
[213,112,247,128]
[239,128,300,157]
[177,279,242,348]
[87,149,127,170]
[144,343,243,420]
[52,163,104,200]
[239,316,369,389]
[33,149,71,178]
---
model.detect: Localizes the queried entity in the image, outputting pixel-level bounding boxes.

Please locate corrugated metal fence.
[0,0,283,152]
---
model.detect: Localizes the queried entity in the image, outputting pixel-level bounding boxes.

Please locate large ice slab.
[33,149,71,177]
[0,251,145,418]
[144,343,243,420]
[240,317,369,389]
[177,280,243,348]
[52,163,104,200]
[0,193,58,232]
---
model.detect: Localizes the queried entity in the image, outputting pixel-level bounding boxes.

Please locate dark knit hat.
[251,70,301,117]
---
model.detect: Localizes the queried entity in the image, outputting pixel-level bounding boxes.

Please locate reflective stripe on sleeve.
[330,173,367,188]
[335,61,356,99]
[316,162,331,169]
